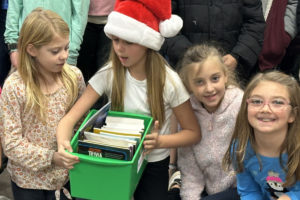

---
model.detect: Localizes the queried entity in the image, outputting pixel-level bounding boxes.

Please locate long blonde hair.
[18,8,79,120]
[223,71,300,187]
[109,47,166,127]
[178,44,239,93]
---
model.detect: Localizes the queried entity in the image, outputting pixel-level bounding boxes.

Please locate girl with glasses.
[223,71,300,200]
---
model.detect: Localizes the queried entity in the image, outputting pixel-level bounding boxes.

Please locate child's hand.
[223,54,237,70]
[56,140,79,169]
[277,195,291,200]
[143,121,160,155]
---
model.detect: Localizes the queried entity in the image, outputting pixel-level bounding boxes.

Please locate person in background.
[168,44,243,200]
[276,0,300,81]
[258,0,298,78]
[77,0,116,82]
[223,71,300,199]
[0,0,11,86]
[56,0,201,199]
[160,0,265,87]
[4,0,89,68]
[77,0,116,109]
[0,8,86,199]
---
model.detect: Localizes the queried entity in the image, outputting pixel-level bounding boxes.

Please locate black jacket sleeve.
[231,0,265,67]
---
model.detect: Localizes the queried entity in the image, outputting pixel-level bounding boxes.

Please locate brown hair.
[223,71,300,187]
[109,47,167,127]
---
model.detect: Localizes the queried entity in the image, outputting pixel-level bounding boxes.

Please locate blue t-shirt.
[1,0,8,9]
[234,142,300,200]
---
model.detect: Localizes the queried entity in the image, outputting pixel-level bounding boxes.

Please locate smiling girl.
[223,71,300,200]
[168,44,243,200]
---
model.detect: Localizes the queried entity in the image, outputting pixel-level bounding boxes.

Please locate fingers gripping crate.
[69,110,153,200]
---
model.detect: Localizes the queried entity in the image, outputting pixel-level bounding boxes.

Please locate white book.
[84,131,136,148]
[105,116,144,127]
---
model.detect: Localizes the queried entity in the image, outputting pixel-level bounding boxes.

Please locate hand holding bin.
[69,105,153,200]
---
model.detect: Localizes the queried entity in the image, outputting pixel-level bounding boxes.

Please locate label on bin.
[137,151,145,173]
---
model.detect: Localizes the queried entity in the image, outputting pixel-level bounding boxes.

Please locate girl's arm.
[56,85,100,169]
[4,0,22,67]
[1,81,56,171]
[144,100,201,150]
[236,170,264,200]
[68,0,89,65]
[4,0,21,46]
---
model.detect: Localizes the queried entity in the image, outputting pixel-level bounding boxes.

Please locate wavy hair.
[18,8,79,120]
[223,71,300,187]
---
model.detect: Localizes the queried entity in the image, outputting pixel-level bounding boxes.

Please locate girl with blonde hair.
[223,71,300,199]
[56,0,201,199]
[0,8,85,199]
[168,44,243,200]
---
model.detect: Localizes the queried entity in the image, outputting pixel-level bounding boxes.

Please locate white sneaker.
[168,170,181,191]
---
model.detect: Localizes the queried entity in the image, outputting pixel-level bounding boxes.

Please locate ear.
[26,44,38,57]
[287,107,297,123]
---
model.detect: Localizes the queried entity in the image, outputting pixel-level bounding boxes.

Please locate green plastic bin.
[69,110,153,200]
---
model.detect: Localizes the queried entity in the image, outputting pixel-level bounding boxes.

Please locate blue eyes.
[194,76,220,86]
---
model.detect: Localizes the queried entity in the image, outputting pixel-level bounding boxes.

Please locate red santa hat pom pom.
[159,14,183,38]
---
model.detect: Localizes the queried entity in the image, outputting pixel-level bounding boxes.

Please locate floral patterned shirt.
[0,65,85,190]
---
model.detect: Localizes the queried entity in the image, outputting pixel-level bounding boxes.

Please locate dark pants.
[168,187,240,200]
[278,35,300,82]
[77,22,109,110]
[134,157,169,200]
[0,9,11,87]
[77,22,111,82]
[11,181,72,200]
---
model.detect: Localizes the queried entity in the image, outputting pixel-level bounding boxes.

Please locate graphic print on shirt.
[266,171,288,199]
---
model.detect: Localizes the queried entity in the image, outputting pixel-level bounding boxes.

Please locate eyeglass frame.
[246,97,292,111]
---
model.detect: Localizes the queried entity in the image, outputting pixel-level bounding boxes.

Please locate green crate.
[69,110,153,200]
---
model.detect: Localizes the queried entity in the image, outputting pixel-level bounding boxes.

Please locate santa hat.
[104,0,183,51]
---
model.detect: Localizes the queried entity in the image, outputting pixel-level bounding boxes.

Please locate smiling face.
[247,81,295,136]
[28,34,69,77]
[188,56,228,113]
[111,35,147,72]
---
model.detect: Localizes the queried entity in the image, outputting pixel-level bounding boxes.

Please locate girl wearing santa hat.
[56,0,202,199]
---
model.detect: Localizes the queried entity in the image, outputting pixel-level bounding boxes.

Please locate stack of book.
[77,102,145,161]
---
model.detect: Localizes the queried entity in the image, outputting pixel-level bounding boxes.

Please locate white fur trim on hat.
[104,11,165,51]
[159,15,183,38]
